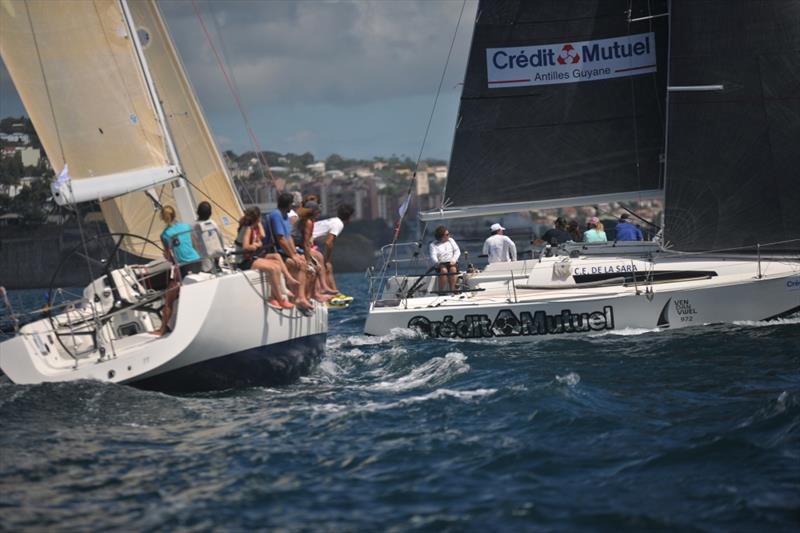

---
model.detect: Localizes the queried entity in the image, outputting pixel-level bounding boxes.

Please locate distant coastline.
[0,220,393,289]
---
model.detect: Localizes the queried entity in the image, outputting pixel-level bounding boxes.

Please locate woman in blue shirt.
[160,205,202,278]
[583,216,608,243]
[155,205,202,336]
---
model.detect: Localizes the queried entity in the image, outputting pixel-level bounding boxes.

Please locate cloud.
[1,0,478,158]
[160,0,476,111]
[285,128,316,147]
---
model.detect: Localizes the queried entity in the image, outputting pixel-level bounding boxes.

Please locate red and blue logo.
[556,44,580,65]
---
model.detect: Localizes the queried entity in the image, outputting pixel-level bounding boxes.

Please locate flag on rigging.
[55,164,70,186]
[398,193,412,219]
[51,164,71,202]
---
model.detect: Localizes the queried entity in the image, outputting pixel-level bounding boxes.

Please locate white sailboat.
[364,0,800,339]
[0,0,327,391]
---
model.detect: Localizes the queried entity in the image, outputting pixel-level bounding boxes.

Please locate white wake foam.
[733,316,800,328]
[311,387,497,416]
[555,372,581,387]
[367,352,470,392]
[326,328,421,351]
[589,327,661,337]
[366,345,408,367]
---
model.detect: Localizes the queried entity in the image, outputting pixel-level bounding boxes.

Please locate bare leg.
[252,257,289,307]
[324,260,339,292]
[286,257,313,310]
[266,252,299,291]
[261,255,293,298]
[311,250,337,294]
[155,282,179,336]
[448,265,458,293]
[306,263,323,302]
[438,266,447,293]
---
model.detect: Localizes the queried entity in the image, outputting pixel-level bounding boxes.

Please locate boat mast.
[661,0,673,217]
[119,0,196,221]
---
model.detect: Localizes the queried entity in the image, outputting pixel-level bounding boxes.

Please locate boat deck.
[374,255,800,312]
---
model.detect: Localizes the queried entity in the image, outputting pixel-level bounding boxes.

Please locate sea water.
[1,273,798,531]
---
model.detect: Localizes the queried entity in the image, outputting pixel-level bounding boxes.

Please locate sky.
[0,0,478,161]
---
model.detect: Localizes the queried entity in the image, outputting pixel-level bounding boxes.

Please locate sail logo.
[557,44,580,65]
[487,32,656,89]
[407,307,615,339]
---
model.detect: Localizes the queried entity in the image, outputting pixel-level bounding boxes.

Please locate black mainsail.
[663,0,800,252]
[426,0,669,220]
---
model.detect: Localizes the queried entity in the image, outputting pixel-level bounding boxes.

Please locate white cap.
[490,223,505,232]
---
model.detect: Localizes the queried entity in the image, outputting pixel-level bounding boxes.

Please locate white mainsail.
[0,0,179,258]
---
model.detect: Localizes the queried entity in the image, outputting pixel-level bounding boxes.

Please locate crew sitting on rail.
[262,192,315,312]
[429,225,461,293]
[233,206,296,310]
[293,200,338,303]
[312,203,355,304]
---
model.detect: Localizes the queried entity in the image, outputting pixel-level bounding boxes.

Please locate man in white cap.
[482,223,517,264]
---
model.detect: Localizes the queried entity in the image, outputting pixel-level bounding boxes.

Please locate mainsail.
[128,1,243,245]
[431,0,668,219]
[0,0,175,258]
[663,0,800,252]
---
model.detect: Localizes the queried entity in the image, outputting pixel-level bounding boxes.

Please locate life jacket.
[233,223,263,265]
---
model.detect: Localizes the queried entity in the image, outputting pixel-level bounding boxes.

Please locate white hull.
[365,254,800,339]
[0,270,327,392]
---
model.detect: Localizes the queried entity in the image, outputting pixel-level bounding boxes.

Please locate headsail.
[0,0,176,258]
[127,1,243,245]
[424,0,668,220]
[663,0,800,252]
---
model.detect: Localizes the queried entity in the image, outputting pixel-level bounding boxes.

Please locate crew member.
[541,217,573,245]
[615,213,643,241]
[312,204,355,302]
[483,223,517,263]
[429,225,461,293]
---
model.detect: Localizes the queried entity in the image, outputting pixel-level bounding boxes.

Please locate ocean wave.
[366,352,470,392]
[733,316,800,328]
[589,327,661,337]
[736,390,798,434]
[555,372,581,387]
[327,328,421,349]
[311,387,497,416]
[366,345,408,366]
[0,379,198,427]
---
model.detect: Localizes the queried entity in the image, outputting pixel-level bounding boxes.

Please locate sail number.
[674,299,698,322]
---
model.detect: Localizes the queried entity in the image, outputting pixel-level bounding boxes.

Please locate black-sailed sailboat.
[364,0,800,339]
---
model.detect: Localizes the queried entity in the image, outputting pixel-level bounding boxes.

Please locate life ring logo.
[557,44,580,65]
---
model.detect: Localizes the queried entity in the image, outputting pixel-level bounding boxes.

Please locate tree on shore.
[0,151,24,188]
